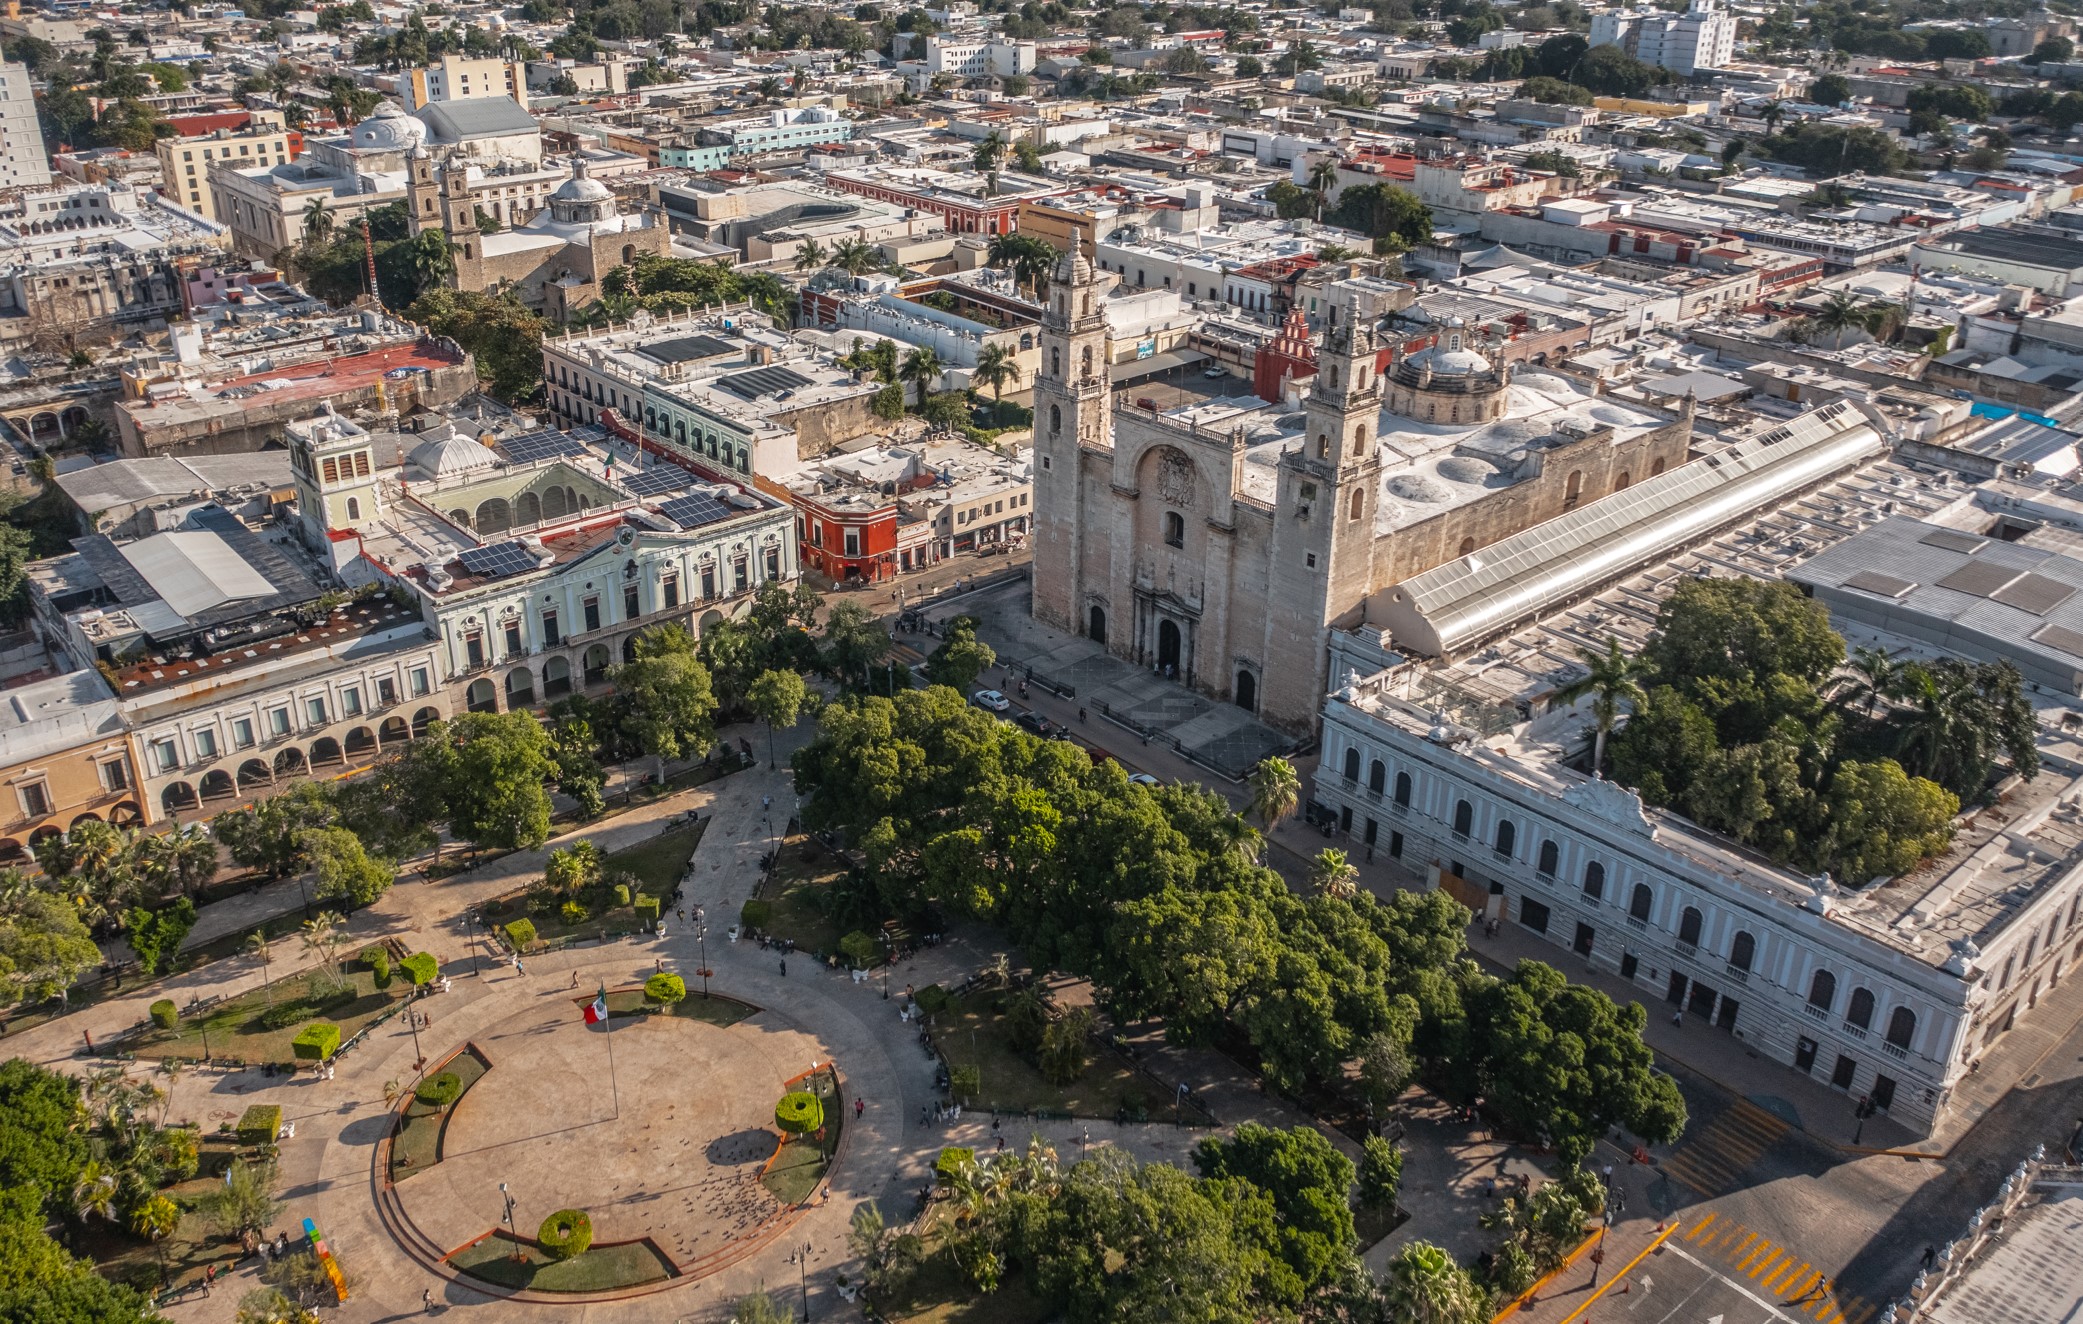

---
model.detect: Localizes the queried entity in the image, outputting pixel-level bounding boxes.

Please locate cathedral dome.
[1052,246,1092,286]
[1413,344,1494,376]
[352,102,427,151]
[551,172,613,205]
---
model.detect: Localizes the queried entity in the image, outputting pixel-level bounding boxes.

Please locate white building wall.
[0,61,52,190]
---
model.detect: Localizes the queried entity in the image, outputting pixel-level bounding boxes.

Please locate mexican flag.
[584,987,608,1025]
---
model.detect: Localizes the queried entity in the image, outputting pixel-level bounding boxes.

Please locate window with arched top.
[1584,861,1605,900]
[1316,434,1330,459]
[1808,969,1836,1010]
[1565,470,1583,505]
[1679,906,1702,945]
[1050,404,1061,435]
[345,497,360,520]
[1163,511,1184,547]
[1368,760,1385,793]
[1452,799,1473,838]
[1729,931,1756,972]
[1494,820,1516,858]
[1051,347,1061,376]
[1628,883,1653,921]
[1393,771,1411,807]
[1615,471,1630,492]
[1650,457,1666,476]
[1349,487,1363,522]
[1081,346,1093,376]
[1354,423,1368,456]
[1847,987,1875,1030]
[1343,747,1360,782]
[1537,840,1559,876]
[1328,364,1340,388]
[1886,1006,1916,1049]
[1458,536,1476,556]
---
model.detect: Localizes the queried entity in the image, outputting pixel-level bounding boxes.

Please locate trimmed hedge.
[775,1090,824,1136]
[949,1064,980,1100]
[236,1104,282,1147]
[739,899,772,931]
[643,973,686,1004]
[360,946,391,982]
[291,1021,341,1062]
[149,999,178,1030]
[537,1209,592,1261]
[613,883,632,907]
[934,1147,975,1186]
[634,894,661,922]
[505,919,537,951]
[913,984,950,1015]
[400,952,438,987]
[416,1072,462,1108]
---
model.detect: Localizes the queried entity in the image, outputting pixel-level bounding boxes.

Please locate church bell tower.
[1029,241,1111,638]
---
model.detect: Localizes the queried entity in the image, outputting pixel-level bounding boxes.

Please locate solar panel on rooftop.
[623,468,694,496]
[458,541,541,579]
[659,493,732,530]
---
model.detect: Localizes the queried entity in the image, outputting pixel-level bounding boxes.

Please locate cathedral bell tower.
[1029,240,1111,639]
[1262,289,1385,727]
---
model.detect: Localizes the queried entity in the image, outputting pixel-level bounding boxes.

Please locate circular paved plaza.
[388,991,829,1285]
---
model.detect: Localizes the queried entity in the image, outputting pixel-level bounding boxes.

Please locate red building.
[1253,307,1317,403]
[795,491,901,583]
[824,168,1068,238]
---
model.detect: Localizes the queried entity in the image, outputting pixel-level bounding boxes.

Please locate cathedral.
[407,153,671,320]
[1029,251,1694,734]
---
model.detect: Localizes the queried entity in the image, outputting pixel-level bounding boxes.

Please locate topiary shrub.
[775,1090,824,1137]
[838,930,878,970]
[291,1021,340,1063]
[934,1147,975,1187]
[949,1064,980,1101]
[415,1072,462,1108]
[537,1208,592,1261]
[400,952,438,987]
[913,984,949,1016]
[236,1104,282,1147]
[360,946,391,983]
[612,883,632,907]
[149,999,178,1031]
[634,894,660,922]
[505,919,537,951]
[643,973,686,1005]
[739,898,771,931]
[560,899,587,926]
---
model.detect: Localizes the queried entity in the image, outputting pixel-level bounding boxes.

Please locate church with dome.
[408,153,671,320]
[1029,258,1696,734]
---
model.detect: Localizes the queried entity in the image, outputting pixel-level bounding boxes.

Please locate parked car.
[1201,366,1228,379]
[1127,773,1161,787]
[972,689,1012,713]
[1014,711,1060,739]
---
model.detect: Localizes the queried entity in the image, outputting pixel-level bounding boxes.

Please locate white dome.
[1419,345,1493,376]
[353,102,427,151]
[408,434,499,480]
[552,173,613,204]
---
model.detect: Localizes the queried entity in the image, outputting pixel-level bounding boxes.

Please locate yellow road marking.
[1784,1268,1821,1300]
[1685,1212,1718,1242]
[1738,1240,1774,1272]
[1766,1260,1806,1293]
[1750,1248,1787,1280]
[1556,1221,1679,1324]
[1847,1300,1878,1324]
[1733,1232,1761,1261]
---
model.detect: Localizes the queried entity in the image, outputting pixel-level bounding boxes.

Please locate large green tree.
[407,288,544,403]
[616,625,718,781]
[442,712,558,851]
[1192,1124,1356,1301]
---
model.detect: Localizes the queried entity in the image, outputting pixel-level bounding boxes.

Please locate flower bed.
[388,1046,491,1181]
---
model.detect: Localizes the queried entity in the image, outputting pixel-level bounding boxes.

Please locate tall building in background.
[0,60,52,190]
[406,54,529,110]
[1589,0,1737,76]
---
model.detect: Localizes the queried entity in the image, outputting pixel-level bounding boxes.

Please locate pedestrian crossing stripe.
[1674,1216,1876,1324]
[1658,1097,1791,1196]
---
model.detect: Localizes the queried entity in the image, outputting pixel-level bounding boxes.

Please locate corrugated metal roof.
[1377,400,1886,657]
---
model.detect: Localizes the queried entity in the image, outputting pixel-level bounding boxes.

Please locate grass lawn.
[389,1047,491,1181]
[880,1248,1051,1324]
[929,989,1159,1120]
[761,1067,843,1206]
[753,835,849,957]
[449,1231,673,1293]
[600,988,755,1028]
[128,968,409,1067]
[605,822,706,896]
[81,1138,248,1298]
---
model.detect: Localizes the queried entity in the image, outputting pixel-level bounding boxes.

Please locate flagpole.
[600,984,619,1120]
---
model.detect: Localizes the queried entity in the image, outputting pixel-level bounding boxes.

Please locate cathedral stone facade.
[1030,255,1693,734]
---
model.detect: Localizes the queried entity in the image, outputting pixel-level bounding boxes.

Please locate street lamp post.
[880,932,890,1000]
[696,924,710,999]
[500,1182,521,1261]
[407,993,423,1069]
[791,1240,812,1321]
[465,911,481,976]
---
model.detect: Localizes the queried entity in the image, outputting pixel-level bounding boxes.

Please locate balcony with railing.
[1803,1002,1828,1022]
[1842,1021,1868,1040]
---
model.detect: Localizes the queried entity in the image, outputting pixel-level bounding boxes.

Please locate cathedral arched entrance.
[1088,605,1107,646]
[1235,669,1257,712]
[1157,620,1182,676]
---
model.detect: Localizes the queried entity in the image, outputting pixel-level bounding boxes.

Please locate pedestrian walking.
[1672,1011,1683,1027]
[570,971,579,989]
[855,1098,865,1119]
[1602,1163,1614,1187]
[204,1264,216,1295]
[1921,1245,1936,1270]
[82,1029,93,1053]
[655,957,664,974]
[677,909,686,923]
[515,959,525,976]
[762,794,772,812]
[779,958,787,977]
[423,1287,434,1313]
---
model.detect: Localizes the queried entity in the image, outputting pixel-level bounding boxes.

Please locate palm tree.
[1307,153,1340,221]
[1836,644,1900,718]
[1811,290,1887,349]
[1308,848,1359,900]
[300,910,346,991]
[1892,664,1981,789]
[246,930,274,999]
[974,130,1006,197]
[829,237,881,276]
[794,237,827,273]
[972,342,1017,409]
[899,346,942,406]
[1382,1241,1486,1324]
[302,197,334,248]
[71,1161,118,1224]
[1316,242,1360,262]
[1761,100,1784,134]
[1550,635,1646,775]
[1246,756,1301,833]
